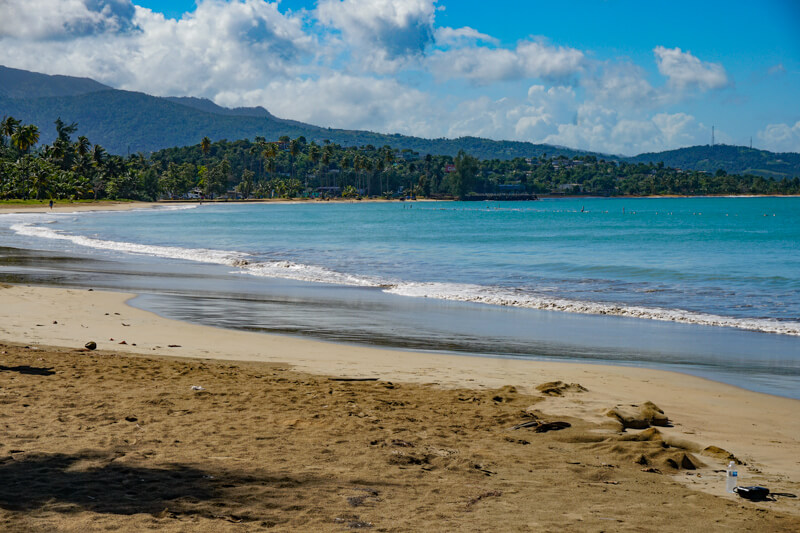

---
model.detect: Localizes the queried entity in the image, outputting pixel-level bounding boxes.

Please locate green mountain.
[625,144,800,179]
[0,66,597,159]
[1,65,798,177]
[0,65,110,98]
[163,96,274,118]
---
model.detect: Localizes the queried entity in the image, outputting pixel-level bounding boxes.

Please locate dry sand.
[0,201,165,214]
[0,197,434,215]
[1,284,799,531]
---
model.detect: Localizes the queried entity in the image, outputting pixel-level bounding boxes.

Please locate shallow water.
[1,198,798,397]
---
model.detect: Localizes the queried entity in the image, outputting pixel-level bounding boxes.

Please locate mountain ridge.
[1,65,798,177]
[0,65,110,99]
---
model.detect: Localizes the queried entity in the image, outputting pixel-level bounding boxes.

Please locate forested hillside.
[0,66,590,160]
[2,114,798,204]
[0,65,110,99]
[627,145,800,179]
[1,65,798,178]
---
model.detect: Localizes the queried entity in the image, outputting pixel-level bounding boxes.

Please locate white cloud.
[431,84,705,155]
[542,106,706,156]
[767,63,786,76]
[434,26,498,46]
[316,0,436,59]
[0,0,136,39]
[654,46,728,90]
[216,74,440,137]
[581,61,657,106]
[428,39,585,84]
[0,1,313,97]
[757,121,800,152]
[0,1,759,155]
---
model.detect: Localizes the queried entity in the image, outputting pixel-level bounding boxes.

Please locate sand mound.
[606,401,670,429]
[701,445,742,465]
[536,381,588,396]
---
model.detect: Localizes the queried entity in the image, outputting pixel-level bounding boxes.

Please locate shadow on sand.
[0,451,316,523]
[0,365,56,376]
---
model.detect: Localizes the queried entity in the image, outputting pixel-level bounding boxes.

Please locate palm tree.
[1,116,20,146]
[265,158,277,196]
[200,136,211,156]
[308,144,320,187]
[289,138,300,181]
[353,154,366,193]
[92,144,107,166]
[321,145,332,187]
[12,124,40,153]
[250,136,267,175]
[76,135,91,157]
[340,154,352,191]
[54,117,77,143]
[363,157,373,196]
[261,142,278,182]
[375,157,386,195]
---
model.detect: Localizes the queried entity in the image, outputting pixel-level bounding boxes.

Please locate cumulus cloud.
[0,1,758,155]
[215,73,440,136]
[436,85,705,155]
[0,0,136,39]
[654,46,729,90]
[581,61,657,106]
[0,0,312,97]
[428,39,585,84]
[542,106,706,155]
[316,0,436,62]
[757,121,800,153]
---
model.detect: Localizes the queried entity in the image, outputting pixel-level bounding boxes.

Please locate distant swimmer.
[581,206,585,212]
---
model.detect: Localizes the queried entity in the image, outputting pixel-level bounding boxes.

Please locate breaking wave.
[11,222,800,337]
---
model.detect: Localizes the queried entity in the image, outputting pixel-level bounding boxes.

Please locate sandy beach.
[0,201,165,214]
[1,283,798,531]
[0,198,429,215]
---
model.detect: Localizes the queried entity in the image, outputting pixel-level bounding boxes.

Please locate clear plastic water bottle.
[726,461,738,493]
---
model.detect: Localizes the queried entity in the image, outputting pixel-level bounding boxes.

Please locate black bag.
[734,486,770,500]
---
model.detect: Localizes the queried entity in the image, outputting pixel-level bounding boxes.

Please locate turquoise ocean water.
[2,197,799,396]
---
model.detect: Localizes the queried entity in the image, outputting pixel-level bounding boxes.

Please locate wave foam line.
[384,282,800,336]
[12,223,800,336]
[10,222,378,287]
[12,222,246,265]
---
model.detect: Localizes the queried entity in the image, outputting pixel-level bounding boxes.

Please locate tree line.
[0,116,157,201]
[2,116,799,201]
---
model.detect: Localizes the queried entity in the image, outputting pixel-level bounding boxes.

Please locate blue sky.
[1,0,798,154]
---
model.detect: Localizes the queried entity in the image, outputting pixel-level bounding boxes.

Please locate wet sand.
[1,284,799,531]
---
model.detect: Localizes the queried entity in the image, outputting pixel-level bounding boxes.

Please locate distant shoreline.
[2,194,798,215]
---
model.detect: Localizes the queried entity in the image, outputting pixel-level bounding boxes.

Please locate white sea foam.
[12,222,247,265]
[10,222,378,287]
[384,282,800,336]
[238,259,379,287]
[11,222,800,337]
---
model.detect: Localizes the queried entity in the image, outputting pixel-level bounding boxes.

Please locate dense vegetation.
[3,66,799,179]
[2,116,799,202]
[627,144,800,179]
[0,117,157,201]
